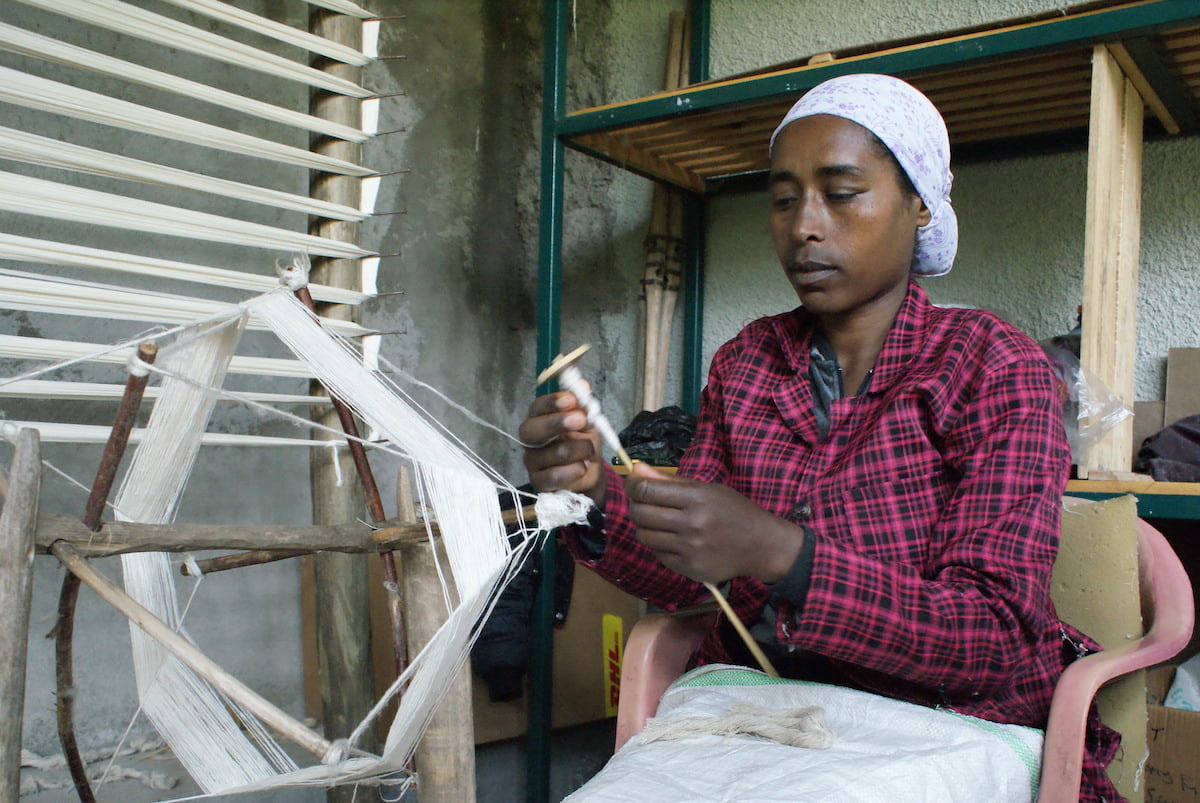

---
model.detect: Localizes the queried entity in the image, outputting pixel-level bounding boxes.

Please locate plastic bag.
[618,405,697,467]
[1164,652,1200,711]
[1039,343,1133,466]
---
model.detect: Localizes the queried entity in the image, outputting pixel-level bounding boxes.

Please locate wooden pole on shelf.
[1080,43,1143,476]
[0,429,40,801]
[396,465,476,802]
[639,9,688,413]
[308,10,378,788]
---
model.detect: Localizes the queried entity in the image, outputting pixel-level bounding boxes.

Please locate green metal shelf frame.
[1068,491,1200,520]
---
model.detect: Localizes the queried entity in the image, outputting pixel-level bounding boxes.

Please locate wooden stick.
[37,503,541,564]
[50,541,334,761]
[0,430,40,801]
[397,467,474,802]
[54,571,92,803]
[60,341,157,802]
[82,341,157,531]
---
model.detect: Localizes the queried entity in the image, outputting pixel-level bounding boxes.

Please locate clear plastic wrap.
[1040,342,1133,466]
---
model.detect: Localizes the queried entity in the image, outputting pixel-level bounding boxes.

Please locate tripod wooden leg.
[0,429,41,800]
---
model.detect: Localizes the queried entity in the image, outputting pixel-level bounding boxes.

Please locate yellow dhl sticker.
[603,614,623,717]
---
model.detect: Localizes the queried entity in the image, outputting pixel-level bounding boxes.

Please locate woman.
[521,74,1120,801]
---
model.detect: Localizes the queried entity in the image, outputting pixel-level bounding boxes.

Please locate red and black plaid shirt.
[567,280,1121,800]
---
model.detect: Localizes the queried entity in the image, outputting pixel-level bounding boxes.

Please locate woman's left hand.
[624,463,806,585]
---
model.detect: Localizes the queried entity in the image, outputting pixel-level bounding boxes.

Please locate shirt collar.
[772,278,931,392]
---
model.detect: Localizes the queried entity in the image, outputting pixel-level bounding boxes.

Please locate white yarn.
[151,0,371,66]
[3,421,333,448]
[10,280,560,796]
[0,268,372,338]
[0,333,313,379]
[0,174,372,259]
[640,701,835,749]
[113,314,303,793]
[0,67,369,177]
[534,490,595,530]
[0,233,365,305]
[0,127,365,223]
[304,0,373,19]
[11,0,370,98]
[0,23,367,143]
[275,256,311,292]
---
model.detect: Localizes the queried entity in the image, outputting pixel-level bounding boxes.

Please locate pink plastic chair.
[614,518,1194,801]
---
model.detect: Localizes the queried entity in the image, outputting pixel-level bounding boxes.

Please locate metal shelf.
[560,0,1200,194]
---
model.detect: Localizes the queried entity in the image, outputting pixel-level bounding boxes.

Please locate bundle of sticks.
[639,10,689,414]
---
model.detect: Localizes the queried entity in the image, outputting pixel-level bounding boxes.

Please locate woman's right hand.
[519,391,606,507]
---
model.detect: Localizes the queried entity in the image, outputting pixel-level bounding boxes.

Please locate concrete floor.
[18,719,615,802]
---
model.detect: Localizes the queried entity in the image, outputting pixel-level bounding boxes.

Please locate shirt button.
[791,502,812,521]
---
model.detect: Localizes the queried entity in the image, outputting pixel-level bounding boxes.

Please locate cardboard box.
[1133,400,1166,458]
[471,564,642,744]
[1145,664,1200,802]
[1165,348,1200,429]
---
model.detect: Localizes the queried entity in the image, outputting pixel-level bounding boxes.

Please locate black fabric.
[618,405,697,466]
[469,486,576,703]
[1134,414,1200,482]
[809,331,872,442]
[766,525,817,609]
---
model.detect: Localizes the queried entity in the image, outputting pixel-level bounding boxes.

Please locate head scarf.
[769,73,957,277]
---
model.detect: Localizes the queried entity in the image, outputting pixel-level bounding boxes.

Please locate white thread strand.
[0,127,365,222]
[113,314,300,793]
[0,23,367,143]
[11,0,370,98]
[151,0,371,66]
[0,269,373,337]
[0,233,364,304]
[0,174,372,259]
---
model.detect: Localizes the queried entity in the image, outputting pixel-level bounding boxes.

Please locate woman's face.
[768,114,930,321]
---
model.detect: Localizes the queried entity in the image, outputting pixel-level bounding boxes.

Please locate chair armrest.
[615,611,718,751]
[1037,520,1195,803]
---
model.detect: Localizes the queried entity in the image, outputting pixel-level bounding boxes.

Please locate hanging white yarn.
[0,234,365,305]
[113,312,305,794]
[0,67,370,176]
[0,23,367,143]
[0,174,372,259]
[303,0,373,19]
[0,269,372,337]
[0,127,365,222]
[0,333,313,379]
[151,0,372,66]
[11,0,370,98]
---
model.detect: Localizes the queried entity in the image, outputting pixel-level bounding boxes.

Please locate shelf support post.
[1080,43,1144,475]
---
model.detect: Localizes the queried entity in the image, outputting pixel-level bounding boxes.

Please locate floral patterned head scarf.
[769,73,957,277]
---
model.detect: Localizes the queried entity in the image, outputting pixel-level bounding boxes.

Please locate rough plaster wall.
[670,0,1200,403]
[362,0,545,493]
